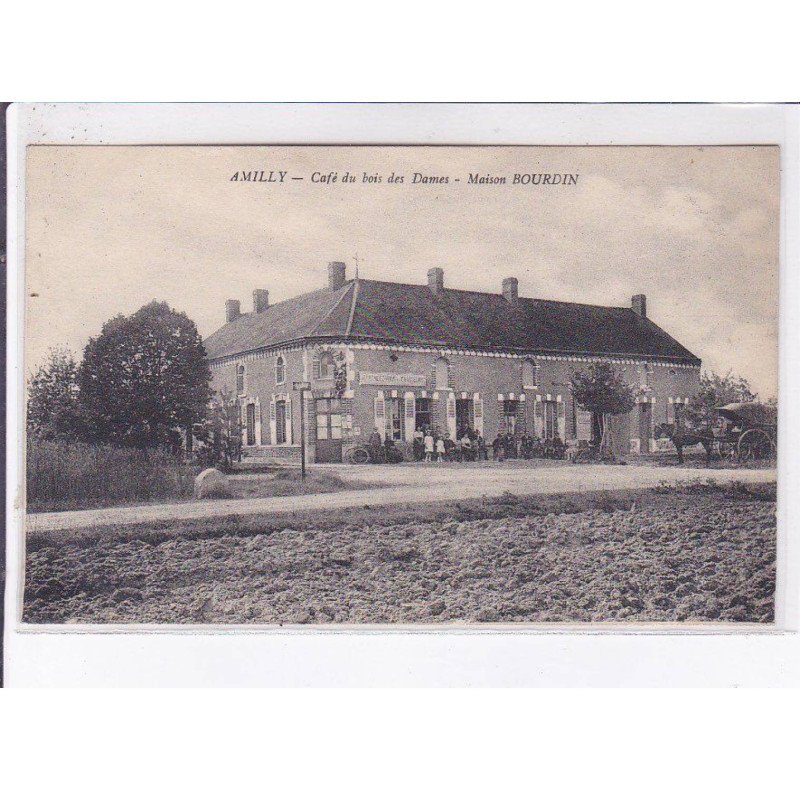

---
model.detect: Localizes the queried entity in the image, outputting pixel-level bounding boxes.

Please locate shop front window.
[415,398,432,431]
[385,397,405,441]
[503,399,518,435]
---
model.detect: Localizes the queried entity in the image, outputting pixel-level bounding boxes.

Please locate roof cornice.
[207,333,701,368]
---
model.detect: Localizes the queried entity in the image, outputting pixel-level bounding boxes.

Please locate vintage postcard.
[20,141,779,626]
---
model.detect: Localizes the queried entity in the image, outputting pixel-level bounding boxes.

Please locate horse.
[653,422,714,465]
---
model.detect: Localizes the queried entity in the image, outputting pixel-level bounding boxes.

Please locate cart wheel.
[737,429,773,462]
[346,445,371,464]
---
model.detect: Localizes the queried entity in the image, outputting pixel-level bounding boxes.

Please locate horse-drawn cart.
[713,403,777,462]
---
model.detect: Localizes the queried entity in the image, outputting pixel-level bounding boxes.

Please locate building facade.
[205,262,700,463]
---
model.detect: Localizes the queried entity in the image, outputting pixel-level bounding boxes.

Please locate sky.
[25,145,779,397]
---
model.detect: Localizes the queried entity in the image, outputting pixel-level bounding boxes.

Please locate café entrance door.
[455,398,473,435]
[315,397,343,462]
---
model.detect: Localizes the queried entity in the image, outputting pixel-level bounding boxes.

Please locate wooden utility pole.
[293,381,311,480]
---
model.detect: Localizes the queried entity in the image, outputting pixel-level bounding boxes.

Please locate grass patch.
[27,439,196,512]
[231,470,380,500]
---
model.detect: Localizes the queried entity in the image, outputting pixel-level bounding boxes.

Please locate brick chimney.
[631,294,647,318]
[502,277,519,302]
[328,261,346,291]
[253,289,269,313]
[225,299,241,323]
[428,267,444,294]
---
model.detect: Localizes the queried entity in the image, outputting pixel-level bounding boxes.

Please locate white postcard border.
[5,103,799,686]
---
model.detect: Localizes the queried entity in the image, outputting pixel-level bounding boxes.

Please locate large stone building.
[204,262,700,463]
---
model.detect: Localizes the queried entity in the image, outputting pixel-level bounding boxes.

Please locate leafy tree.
[193,388,242,469]
[27,347,84,441]
[78,301,212,449]
[570,362,636,455]
[684,370,759,433]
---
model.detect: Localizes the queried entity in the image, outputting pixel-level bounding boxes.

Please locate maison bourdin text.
[229,170,580,187]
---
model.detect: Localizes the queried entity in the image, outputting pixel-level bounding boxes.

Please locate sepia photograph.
[21,143,778,626]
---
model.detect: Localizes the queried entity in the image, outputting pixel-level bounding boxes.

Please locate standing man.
[413,425,425,461]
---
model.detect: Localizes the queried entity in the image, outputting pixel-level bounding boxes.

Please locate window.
[639,362,653,389]
[276,355,286,385]
[246,403,256,446]
[236,364,245,395]
[503,399,518,435]
[312,352,336,382]
[435,357,449,389]
[522,359,538,388]
[275,400,287,444]
[319,352,336,380]
[415,398,432,431]
[384,397,405,441]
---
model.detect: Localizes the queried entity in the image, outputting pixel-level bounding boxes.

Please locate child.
[424,430,434,462]
[435,434,446,463]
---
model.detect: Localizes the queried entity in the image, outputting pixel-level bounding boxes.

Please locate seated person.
[384,438,403,463]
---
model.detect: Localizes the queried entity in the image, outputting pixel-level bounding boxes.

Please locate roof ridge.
[309,281,355,337]
[345,279,361,337]
[356,277,626,311]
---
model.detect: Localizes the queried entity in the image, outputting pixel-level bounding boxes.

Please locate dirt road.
[26,462,776,533]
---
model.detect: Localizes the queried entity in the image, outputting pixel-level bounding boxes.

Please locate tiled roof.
[204,278,700,364]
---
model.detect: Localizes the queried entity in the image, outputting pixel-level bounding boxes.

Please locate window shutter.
[239,399,247,439]
[446,394,457,439]
[374,393,386,436]
[666,399,674,424]
[473,393,484,437]
[255,400,262,445]
[557,400,566,440]
[534,398,545,438]
[269,399,277,445]
[404,393,416,442]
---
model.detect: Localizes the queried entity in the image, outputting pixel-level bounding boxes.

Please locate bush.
[27,438,197,512]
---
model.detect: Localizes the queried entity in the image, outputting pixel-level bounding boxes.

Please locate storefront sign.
[359,371,426,387]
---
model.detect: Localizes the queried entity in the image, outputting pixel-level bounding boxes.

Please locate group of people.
[367,426,567,464]
[495,433,566,460]
[414,426,488,462]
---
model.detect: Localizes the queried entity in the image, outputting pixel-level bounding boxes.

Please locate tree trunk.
[598,412,614,458]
